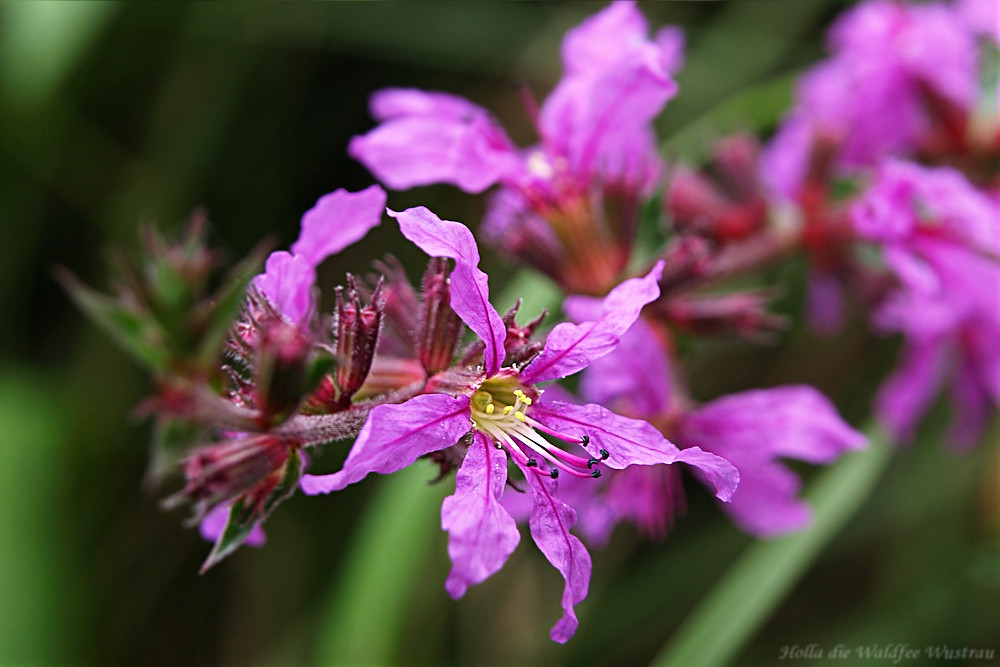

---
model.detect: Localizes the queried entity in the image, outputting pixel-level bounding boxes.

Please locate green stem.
[312,463,447,666]
[652,423,893,667]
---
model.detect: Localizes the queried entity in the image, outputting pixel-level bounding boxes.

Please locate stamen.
[600,448,610,460]
[580,435,590,446]
[506,422,593,479]
[514,411,525,422]
[526,458,538,467]
[591,470,601,478]
[502,405,514,416]
[523,415,587,446]
[485,403,495,415]
[550,469,559,479]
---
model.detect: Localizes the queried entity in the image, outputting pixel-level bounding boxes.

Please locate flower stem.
[652,422,893,667]
[312,462,447,666]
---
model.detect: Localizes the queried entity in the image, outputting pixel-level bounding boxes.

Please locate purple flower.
[762,0,983,200]
[350,2,681,294]
[252,185,387,323]
[852,160,1000,446]
[300,206,738,642]
[562,300,865,539]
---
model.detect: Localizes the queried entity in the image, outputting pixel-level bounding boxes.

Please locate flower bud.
[419,258,463,374]
[255,316,312,424]
[165,435,292,520]
[333,274,383,406]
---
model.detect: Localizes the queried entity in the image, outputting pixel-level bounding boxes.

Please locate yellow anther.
[514,389,524,397]
[515,411,525,422]
[502,405,514,415]
[521,396,532,405]
[485,403,495,415]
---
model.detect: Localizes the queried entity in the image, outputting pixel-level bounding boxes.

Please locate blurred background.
[1,2,997,665]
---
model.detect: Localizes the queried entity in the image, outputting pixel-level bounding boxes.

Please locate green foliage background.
[1,2,997,665]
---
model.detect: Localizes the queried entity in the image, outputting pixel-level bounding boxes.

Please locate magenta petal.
[299,394,471,494]
[516,460,591,644]
[369,88,490,122]
[252,251,316,324]
[678,386,866,535]
[577,317,672,418]
[876,340,948,444]
[350,89,518,193]
[290,185,386,267]
[686,386,867,462]
[521,262,664,383]
[391,206,506,375]
[441,432,520,598]
[671,447,740,503]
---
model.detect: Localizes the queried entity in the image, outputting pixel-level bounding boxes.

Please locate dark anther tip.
[550,469,559,479]
[580,435,590,446]
[587,458,598,469]
[591,469,602,478]
[599,448,610,460]
[526,458,538,467]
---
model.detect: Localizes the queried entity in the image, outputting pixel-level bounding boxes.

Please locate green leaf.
[193,240,268,368]
[58,268,170,371]
[199,447,303,573]
[652,423,894,667]
[302,353,336,399]
[145,417,209,488]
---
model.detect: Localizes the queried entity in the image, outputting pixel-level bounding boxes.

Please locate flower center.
[470,379,606,480]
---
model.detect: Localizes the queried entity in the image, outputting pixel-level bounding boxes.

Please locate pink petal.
[252,251,316,324]
[541,2,678,179]
[529,400,738,502]
[875,340,948,444]
[577,317,672,418]
[521,262,663,383]
[517,461,591,644]
[441,433,520,598]
[391,206,506,376]
[299,394,471,494]
[369,88,491,121]
[678,386,866,535]
[350,90,518,194]
[290,185,386,267]
[685,386,867,462]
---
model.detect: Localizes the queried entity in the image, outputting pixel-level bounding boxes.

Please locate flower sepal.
[198,445,304,573]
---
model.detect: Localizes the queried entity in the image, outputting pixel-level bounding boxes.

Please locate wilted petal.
[521,262,664,383]
[299,393,471,494]
[516,460,591,644]
[290,185,386,266]
[441,432,520,598]
[252,251,316,324]
[392,207,507,375]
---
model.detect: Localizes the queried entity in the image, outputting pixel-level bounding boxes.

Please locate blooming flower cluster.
[67,0,999,646]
